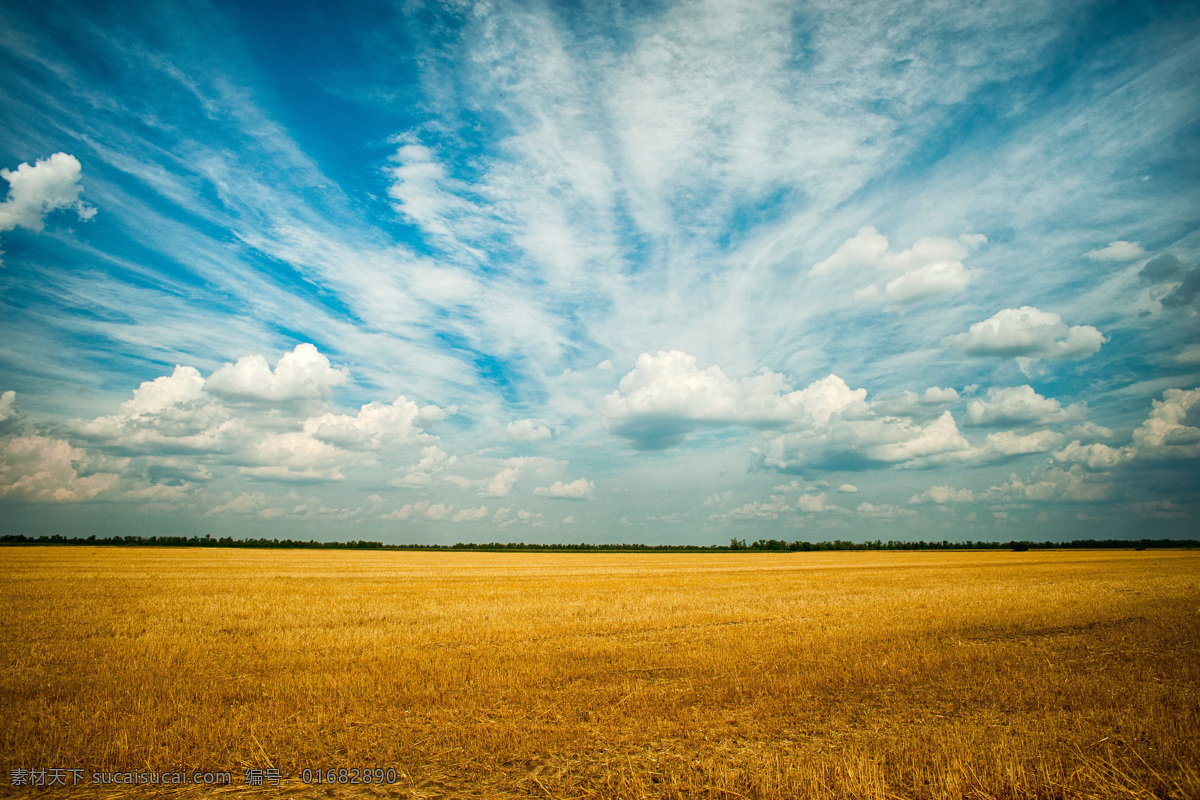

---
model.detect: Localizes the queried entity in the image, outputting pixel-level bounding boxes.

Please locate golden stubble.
[1,548,1197,799]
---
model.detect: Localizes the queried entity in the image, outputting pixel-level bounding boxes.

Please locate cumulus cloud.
[391,445,456,488]
[533,478,595,500]
[506,419,552,441]
[1051,387,1200,470]
[72,366,235,455]
[471,455,561,497]
[1052,441,1128,470]
[838,483,858,493]
[382,499,459,522]
[1129,387,1200,460]
[0,435,119,502]
[309,398,447,451]
[797,492,843,512]
[811,226,890,275]
[494,507,544,528]
[476,467,517,497]
[208,491,286,518]
[604,350,865,449]
[205,491,370,520]
[1084,240,1145,261]
[943,306,1105,360]
[452,505,489,522]
[610,355,1075,473]
[0,153,96,251]
[716,496,793,521]
[1064,422,1115,441]
[986,467,1112,503]
[964,385,1085,427]
[759,409,972,471]
[921,387,959,404]
[972,429,1062,459]
[0,391,24,435]
[205,343,350,404]
[813,227,984,308]
[63,344,447,494]
[909,485,974,504]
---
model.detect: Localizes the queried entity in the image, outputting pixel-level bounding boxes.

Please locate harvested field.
[1,547,1198,799]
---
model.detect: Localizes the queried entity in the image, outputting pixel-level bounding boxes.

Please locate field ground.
[1,547,1198,799]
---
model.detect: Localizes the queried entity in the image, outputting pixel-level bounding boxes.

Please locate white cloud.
[1052,387,1200,469]
[308,398,447,450]
[121,366,208,417]
[240,429,355,482]
[0,390,22,435]
[561,516,575,524]
[482,466,523,497]
[837,483,858,493]
[1064,422,1115,441]
[382,499,458,522]
[205,343,350,404]
[883,260,974,307]
[208,491,283,517]
[206,490,367,519]
[856,502,917,519]
[759,407,973,471]
[0,153,96,241]
[506,419,552,441]
[1052,440,1129,470]
[921,387,959,404]
[866,411,972,462]
[0,435,118,502]
[384,137,494,248]
[797,492,843,512]
[452,505,489,522]
[1084,240,1146,261]
[812,227,983,308]
[910,485,975,504]
[986,467,1112,503]
[718,497,793,521]
[604,350,865,448]
[392,445,456,488]
[965,385,1085,427]
[473,455,563,497]
[533,478,595,500]
[973,429,1062,458]
[494,507,544,528]
[943,307,1105,360]
[62,344,450,497]
[810,226,889,275]
[1129,387,1200,460]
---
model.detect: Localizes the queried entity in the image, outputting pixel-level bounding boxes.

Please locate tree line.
[0,534,1195,551]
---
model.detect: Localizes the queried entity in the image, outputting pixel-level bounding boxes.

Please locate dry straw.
[1,548,1197,798]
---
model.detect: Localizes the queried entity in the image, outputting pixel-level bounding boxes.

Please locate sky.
[0,0,1197,544]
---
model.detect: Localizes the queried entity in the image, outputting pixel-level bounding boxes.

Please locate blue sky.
[1,0,1197,543]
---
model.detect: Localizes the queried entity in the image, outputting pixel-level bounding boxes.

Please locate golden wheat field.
[1,547,1198,799]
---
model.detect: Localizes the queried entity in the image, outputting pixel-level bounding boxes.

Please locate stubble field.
[1,546,1198,799]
